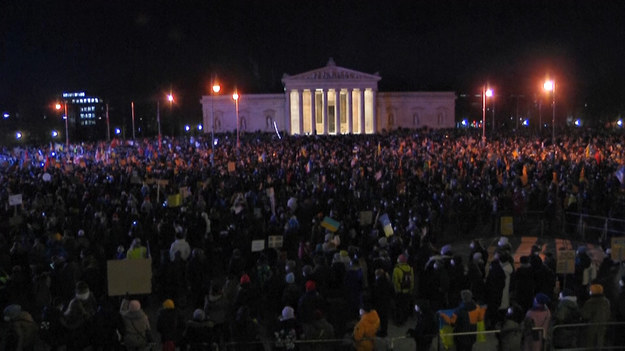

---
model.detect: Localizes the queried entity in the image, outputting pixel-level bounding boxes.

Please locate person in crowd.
[126,238,148,259]
[169,231,191,262]
[522,293,551,351]
[551,288,581,349]
[2,304,38,351]
[353,301,380,351]
[406,300,437,351]
[229,305,261,351]
[119,298,152,351]
[498,303,523,351]
[513,256,535,313]
[371,268,394,337]
[274,306,301,351]
[301,309,334,351]
[297,280,324,326]
[182,309,215,351]
[63,281,98,350]
[439,290,485,351]
[392,254,414,325]
[156,299,183,351]
[581,283,611,349]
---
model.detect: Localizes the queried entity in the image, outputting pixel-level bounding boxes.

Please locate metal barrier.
[435,327,546,351]
[550,321,625,351]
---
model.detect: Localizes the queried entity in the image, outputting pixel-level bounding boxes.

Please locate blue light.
[51,130,58,138]
[574,119,581,127]
[213,138,219,146]
[618,120,623,127]
[51,152,56,157]
[15,131,22,140]
[184,125,190,132]
[197,124,203,131]
[522,119,529,126]
[461,119,468,127]
[2,112,9,119]
[115,128,121,135]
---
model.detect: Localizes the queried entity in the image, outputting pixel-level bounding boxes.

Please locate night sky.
[2,0,625,130]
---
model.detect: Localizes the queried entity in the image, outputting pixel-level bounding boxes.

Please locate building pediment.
[282,58,381,85]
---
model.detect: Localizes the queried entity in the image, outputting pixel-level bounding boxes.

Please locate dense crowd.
[1,128,625,350]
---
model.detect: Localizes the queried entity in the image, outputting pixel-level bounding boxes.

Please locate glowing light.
[115,128,121,135]
[184,125,190,132]
[618,120,623,127]
[485,89,493,97]
[232,92,239,101]
[544,80,554,91]
[55,104,62,110]
[197,124,203,131]
[461,119,468,126]
[213,138,219,146]
[212,84,221,94]
[167,94,174,102]
[574,119,581,127]
[51,130,58,138]
[3,112,9,119]
[15,131,22,139]
[522,119,529,126]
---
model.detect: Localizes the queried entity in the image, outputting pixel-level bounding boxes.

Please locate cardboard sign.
[251,240,265,252]
[500,216,514,236]
[268,235,283,249]
[107,258,152,296]
[556,250,576,274]
[167,193,182,207]
[359,211,373,226]
[611,237,625,262]
[8,194,22,206]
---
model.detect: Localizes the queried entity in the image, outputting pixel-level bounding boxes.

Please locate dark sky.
[2,0,625,125]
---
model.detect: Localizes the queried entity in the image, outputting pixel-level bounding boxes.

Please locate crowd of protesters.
[1,127,625,350]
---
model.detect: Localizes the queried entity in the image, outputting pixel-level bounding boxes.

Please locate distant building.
[62,91,105,141]
[200,59,456,135]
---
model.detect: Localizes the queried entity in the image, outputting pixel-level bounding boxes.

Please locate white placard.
[251,240,265,252]
[9,194,22,206]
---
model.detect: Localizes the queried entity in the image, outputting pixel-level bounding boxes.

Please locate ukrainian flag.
[321,217,340,232]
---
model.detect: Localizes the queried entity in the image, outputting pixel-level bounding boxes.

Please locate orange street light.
[233,91,240,150]
[544,79,555,144]
[482,86,493,140]
[211,82,221,165]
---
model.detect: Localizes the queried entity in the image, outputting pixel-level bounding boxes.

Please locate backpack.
[400,268,412,290]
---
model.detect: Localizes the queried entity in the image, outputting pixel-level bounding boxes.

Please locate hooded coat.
[353,310,380,351]
[552,296,581,348]
[120,299,151,349]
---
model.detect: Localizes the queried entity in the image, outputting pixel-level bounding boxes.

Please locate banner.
[107,258,152,296]
[321,217,340,232]
[556,250,576,274]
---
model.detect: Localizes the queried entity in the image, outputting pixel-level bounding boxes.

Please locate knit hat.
[305,280,316,292]
[281,306,295,321]
[534,293,550,306]
[162,299,175,309]
[285,272,295,284]
[460,289,473,304]
[240,273,251,285]
[440,244,452,256]
[498,237,509,247]
[3,304,21,322]
[128,300,141,312]
[590,284,604,295]
[193,309,205,321]
[397,254,407,264]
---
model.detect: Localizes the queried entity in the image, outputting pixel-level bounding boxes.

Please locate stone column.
[323,89,329,135]
[310,90,316,135]
[298,89,304,134]
[335,88,341,134]
[285,89,291,134]
[359,89,365,134]
[347,88,353,134]
[372,89,378,134]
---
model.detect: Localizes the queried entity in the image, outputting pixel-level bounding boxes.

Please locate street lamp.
[544,79,555,144]
[211,82,221,165]
[482,86,493,140]
[233,90,240,150]
[156,92,174,151]
[55,101,69,149]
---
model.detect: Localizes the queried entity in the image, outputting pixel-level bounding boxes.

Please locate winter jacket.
[499,319,522,351]
[392,262,414,294]
[353,310,380,351]
[552,297,581,348]
[120,301,151,349]
[440,301,485,348]
[580,293,610,348]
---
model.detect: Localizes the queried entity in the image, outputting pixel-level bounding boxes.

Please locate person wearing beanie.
[297,280,324,324]
[282,273,303,312]
[439,289,485,351]
[581,283,611,349]
[353,302,380,351]
[274,306,301,351]
[392,252,414,325]
[182,309,215,351]
[157,298,184,351]
[552,288,581,348]
[63,281,98,349]
[522,293,551,351]
[233,272,261,320]
[3,304,38,351]
[120,297,152,350]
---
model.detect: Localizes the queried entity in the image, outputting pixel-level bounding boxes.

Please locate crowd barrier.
[550,321,625,351]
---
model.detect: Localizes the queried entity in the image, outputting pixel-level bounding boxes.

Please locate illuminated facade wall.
[200,59,456,135]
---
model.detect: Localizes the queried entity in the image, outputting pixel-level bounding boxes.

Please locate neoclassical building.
[200,59,455,135]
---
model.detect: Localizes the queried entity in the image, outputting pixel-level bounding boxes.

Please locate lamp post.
[233,90,240,150]
[482,86,493,141]
[167,93,174,137]
[544,79,555,144]
[55,102,69,149]
[211,82,221,166]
